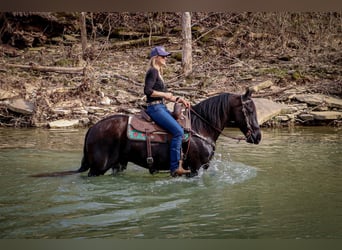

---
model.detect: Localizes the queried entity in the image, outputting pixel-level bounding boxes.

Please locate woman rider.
[144,46,191,177]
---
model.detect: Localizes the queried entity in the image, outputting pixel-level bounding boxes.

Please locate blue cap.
[150,46,171,58]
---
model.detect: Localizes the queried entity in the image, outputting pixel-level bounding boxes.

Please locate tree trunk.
[182,12,192,77]
[80,12,87,60]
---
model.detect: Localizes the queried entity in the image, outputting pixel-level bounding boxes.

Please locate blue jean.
[146,104,184,172]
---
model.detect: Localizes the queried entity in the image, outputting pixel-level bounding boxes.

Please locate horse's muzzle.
[246,130,261,144]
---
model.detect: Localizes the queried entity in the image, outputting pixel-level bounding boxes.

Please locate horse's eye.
[243,101,253,113]
[246,104,254,113]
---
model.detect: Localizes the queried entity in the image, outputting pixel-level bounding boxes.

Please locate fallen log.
[5,63,86,75]
[111,36,169,48]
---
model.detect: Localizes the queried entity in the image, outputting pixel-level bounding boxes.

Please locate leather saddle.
[127,103,191,143]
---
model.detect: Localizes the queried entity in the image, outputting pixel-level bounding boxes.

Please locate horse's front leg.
[184,140,215,177]
[182,154,208,177]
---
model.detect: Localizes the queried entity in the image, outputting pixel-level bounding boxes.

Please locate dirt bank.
[0,12,341,128]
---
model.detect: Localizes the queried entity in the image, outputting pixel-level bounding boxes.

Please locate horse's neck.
[191,93,236,142]
[191,110,228,142]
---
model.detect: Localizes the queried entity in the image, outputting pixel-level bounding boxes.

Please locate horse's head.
[230,89,262,144]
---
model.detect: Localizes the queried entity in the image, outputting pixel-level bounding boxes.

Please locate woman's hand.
[177,97,191,108]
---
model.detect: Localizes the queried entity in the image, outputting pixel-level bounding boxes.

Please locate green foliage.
[172,52,182,62]
[258,67,288,79]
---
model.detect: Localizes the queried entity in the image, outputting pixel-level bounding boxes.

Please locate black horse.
[32,89,261,177]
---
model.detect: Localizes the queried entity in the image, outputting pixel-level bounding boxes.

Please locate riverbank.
[1,41,340,129]
[0,12,341,128]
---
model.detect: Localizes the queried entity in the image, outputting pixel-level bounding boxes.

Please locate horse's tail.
[30,162,90,177]
[29,169,83,177]
[30,128,91,178]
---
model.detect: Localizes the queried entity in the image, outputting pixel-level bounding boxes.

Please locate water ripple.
[59,198,190,227]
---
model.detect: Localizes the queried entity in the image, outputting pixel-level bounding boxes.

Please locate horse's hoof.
[149,168,159,175]
[186,171,198,178]
[112,168,120,175]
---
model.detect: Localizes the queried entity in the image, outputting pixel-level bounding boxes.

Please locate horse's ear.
[244,87,255,98]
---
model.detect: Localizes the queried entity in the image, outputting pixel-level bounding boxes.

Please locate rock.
[291,103,308,111]
[295,94,321,105]
[0,89,19,100]
[280,106,298,114]
[310,111,342,120]
[125,108,140,114]
[79,117,90,126]
[48,119,79,128]
[51,99,86,116]
[287,114,296,120]
[86,106,106,114]
[24,83,39,94]
[100,96,111,105]
[253,98,289,125]
[7,98,35,115]
[298,113,314,121]
[315,106,329,111]
[114,90,137,104]
[53,99,83,109]
[51,108,72,115]
[294,94,342,109]
[275,115,290,122]
[326,97,342,109]
[72,109,88,115]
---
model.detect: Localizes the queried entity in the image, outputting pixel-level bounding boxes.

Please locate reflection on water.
[0,127,341,238]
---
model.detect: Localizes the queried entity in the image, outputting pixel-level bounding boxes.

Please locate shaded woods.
[0,12,341,127]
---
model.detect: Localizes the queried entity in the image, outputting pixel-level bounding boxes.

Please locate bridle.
[240,96,255,143]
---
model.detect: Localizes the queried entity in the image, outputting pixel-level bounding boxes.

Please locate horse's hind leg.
[87,153,114,177]
[88,149,126,177]
[112,161,127,175]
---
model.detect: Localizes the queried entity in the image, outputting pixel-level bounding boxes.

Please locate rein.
[189,107,246,142]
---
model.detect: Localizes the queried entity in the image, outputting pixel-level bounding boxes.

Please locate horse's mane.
[191,93,231,133]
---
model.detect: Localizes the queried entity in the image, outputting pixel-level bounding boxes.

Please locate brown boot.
[171,160,191,177]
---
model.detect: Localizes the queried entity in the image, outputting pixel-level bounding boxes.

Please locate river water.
[0,126,341,239]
